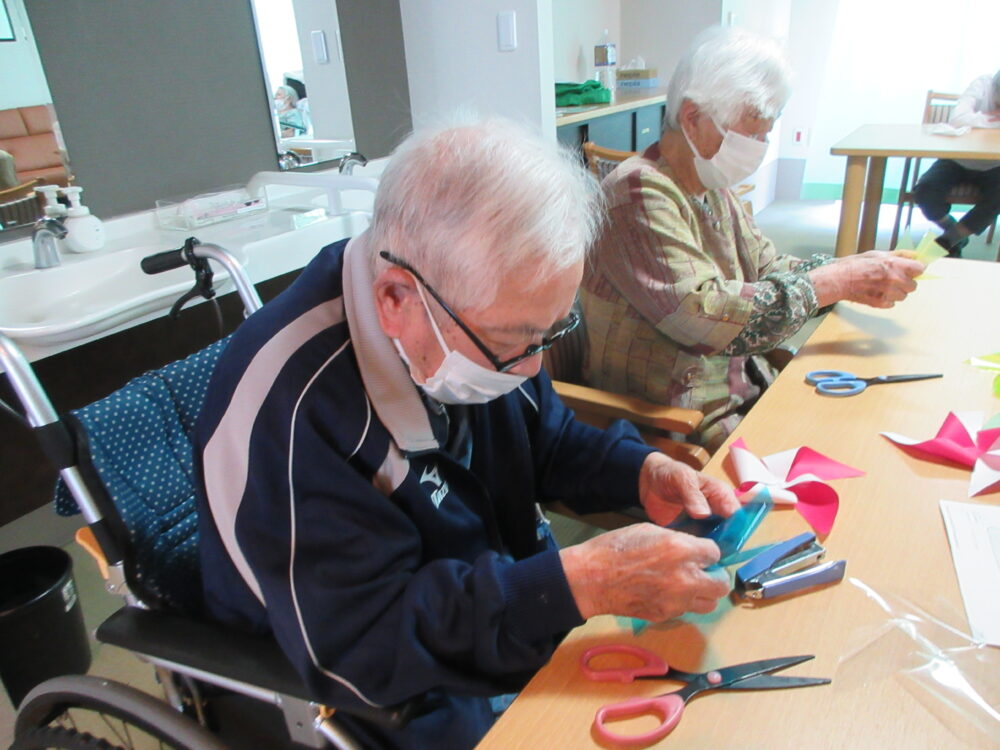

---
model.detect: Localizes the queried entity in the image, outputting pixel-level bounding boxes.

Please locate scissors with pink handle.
[582,644,829,747]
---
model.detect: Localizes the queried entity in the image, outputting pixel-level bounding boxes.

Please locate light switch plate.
[311,29,329,64]
[497,10,517,51]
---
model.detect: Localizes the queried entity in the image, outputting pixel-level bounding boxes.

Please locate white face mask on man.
[393,284,527,405]
[683,117,768,190]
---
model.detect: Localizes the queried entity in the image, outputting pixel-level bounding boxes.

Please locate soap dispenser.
[35,185,68,219]
[61,186,105,253]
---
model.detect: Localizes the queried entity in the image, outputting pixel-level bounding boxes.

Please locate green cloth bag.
[555,80,611,107]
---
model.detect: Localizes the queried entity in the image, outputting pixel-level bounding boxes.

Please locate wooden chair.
[0,176,41,202]
[890,90,997,249]
[542,302,708,529]
[582,141,635,181]
[543,303,708,470]
[0,185,42,229]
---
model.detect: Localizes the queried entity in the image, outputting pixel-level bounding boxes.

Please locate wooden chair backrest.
[0,177,41,202]
[922,90,959,125]
[582,141,636,181]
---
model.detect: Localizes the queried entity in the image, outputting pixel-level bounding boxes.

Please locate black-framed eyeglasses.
[379,251,580,373]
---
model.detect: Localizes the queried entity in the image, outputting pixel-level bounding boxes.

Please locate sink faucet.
[338,152,368,175]
[32,217,68,269]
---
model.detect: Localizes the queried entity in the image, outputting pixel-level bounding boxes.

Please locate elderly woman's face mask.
[684,118,768,190]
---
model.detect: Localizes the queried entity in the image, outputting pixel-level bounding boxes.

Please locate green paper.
[994,375,1000,400]
[985,411,1000,429]
[895,229,915,250]
[615,616,650,635]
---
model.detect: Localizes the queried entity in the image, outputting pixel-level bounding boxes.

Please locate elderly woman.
[273,84,306,137]
[581,26,924,451]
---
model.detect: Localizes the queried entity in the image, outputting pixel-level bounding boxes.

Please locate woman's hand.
[809,251,924,308]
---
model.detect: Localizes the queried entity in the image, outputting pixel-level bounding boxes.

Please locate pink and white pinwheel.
[728,438,865,536]
[881,411,1000,497]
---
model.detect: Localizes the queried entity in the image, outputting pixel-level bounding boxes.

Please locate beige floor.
[1,198,996,742]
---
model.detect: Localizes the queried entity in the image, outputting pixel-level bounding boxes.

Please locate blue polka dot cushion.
[54,337,231,614]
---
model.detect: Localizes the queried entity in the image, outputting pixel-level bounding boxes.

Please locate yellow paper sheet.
[913,230,948,275]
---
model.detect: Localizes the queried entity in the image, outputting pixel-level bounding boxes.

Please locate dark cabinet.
[586,111,633,152]
[557,99,665,155]
[634,103,663,151]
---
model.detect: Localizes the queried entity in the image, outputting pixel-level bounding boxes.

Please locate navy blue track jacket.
[194,235,655,748]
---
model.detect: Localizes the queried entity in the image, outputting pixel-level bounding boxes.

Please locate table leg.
[835,155,866,257]
[858,156,887,251]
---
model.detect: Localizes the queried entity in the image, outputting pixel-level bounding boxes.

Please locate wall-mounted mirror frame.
[0,0,73,233]
[248,0,357,172]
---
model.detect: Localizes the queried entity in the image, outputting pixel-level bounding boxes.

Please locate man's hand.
[638,452,741,526]
[809,251,924,309]
[560,523,730,621]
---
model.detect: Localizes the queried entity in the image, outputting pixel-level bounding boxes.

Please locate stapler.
[735,532,846,600]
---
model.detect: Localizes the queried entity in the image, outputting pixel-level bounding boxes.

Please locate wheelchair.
[1,241,415,749]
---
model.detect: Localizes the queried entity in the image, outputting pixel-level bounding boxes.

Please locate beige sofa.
[0,105,71,188]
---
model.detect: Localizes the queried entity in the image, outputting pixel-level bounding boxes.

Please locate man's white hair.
[663,26,792,133]
[368,115,603,310]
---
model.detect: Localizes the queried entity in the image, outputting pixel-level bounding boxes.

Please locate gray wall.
[339,0,412,160]
[26,0,279,219]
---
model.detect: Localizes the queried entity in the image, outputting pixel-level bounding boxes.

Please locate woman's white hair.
[664,26,792,132]
[368,114,603,310]
[275,85,299,104]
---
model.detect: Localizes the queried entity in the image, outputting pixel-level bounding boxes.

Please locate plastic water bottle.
[594,29,617,100]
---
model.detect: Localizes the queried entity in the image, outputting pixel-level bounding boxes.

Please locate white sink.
[0,168,378,362]
[0,244,245,347]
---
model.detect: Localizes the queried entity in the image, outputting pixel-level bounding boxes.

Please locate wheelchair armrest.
[96,606,420,729]
[551,381,703,435]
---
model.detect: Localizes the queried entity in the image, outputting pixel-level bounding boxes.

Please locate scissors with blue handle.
[582,644,829,746]
[805,370,942,397]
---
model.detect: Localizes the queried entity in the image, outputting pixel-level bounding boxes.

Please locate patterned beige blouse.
[581,143,830,451]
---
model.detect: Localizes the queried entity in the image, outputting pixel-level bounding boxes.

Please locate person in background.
[0,150,17,190]
[581,26,924,452]
[913,69,1000,257]
[273,84,306,137]
[194,116,741,749]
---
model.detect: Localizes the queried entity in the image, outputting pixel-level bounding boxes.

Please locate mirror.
[0,0,74,232]
[2,0,409,233]
[249,0,357,171]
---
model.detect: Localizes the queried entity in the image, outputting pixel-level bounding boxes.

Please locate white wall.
[0,0,51,110]
[723,0,791,212]
[399,0,555,137]
[294,0,354,140]
[620,1,721,86]
[551,0,619,82]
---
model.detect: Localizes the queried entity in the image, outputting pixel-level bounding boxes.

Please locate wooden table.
[830,124,1000,257]
[478,258,1000,749]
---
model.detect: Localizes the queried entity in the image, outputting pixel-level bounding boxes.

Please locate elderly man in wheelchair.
[3,116,740,750]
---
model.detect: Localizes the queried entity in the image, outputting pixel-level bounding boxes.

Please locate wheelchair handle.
[140,249,188,274]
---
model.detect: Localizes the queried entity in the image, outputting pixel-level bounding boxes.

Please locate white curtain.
[801,0,1000,190]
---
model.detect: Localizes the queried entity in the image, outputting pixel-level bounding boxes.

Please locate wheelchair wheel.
[11,674,227,750]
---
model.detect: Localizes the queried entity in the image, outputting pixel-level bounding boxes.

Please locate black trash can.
[0,546,92,707]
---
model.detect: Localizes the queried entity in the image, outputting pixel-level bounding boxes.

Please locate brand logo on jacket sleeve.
[419,463,450,508]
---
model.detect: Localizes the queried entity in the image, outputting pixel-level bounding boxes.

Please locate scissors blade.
[712,655,816,689]
[872,373,943,384]
[720,674,830,690]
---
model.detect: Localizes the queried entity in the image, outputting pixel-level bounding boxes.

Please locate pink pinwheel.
[881,412,1000,497]
[728,438,865,536]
